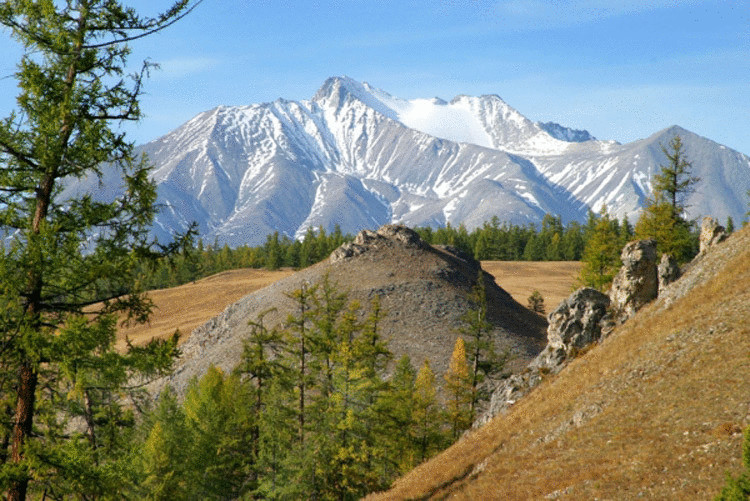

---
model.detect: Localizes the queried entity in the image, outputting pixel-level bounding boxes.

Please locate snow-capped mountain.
[67,76,750,246]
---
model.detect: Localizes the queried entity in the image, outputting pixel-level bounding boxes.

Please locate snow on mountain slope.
[65,76,750,247]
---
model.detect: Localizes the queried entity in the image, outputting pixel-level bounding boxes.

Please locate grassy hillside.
[115,268,295,349]
[116,261,580,349]
[367,227,750,500]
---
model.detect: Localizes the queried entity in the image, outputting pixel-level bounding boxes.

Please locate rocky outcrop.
[699,217,727,255]
[658,253,680,294]
[330,224,426,263]
[476,287,611,425]
[609,239,658,322]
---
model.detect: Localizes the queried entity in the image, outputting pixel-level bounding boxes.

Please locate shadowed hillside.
[367,225,750,500]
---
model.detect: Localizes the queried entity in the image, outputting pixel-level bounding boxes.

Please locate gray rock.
[476,287,611,426]
[609,239,658,322]
[699,216,727,255]
[658,253,680,294]
[331,225,425,263]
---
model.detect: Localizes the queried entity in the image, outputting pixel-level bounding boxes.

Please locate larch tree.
[458,271,505,421]
[635,135,699,262]
[413,360,445,462]
[578,206,622,290]
[444,337,472,439]
[0,1,200,498]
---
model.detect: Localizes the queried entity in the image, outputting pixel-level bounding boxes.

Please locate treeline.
[137,276,500,499]
[138,214,642,292]
[138,225,352,290]
[415,213,635,261]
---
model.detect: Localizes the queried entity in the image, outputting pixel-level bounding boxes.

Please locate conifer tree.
[635,135,699,262]
[382,355,419,475]
[527,290,545,314]
[0,2,199,498]
[459,271,505,421]
[180,366,255,498]
[579,206,622,290]
[444,337,472,439]
[413,360,446,462]
[139,389,190,500]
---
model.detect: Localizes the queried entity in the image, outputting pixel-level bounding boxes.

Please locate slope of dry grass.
[114,268,294,349]
[368,228,750,500]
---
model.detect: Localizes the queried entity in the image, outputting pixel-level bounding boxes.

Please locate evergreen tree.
[180,366,256,498]
[726,216,735,235]
[459,271,505,421]
[652,135,699,217]
[635,135,699,262]
[579,206,622,290]
[0,2,198,498]
[139,389,190,500]
[413,360,445,462]
[527,290,545,314]
[381,355,418,475]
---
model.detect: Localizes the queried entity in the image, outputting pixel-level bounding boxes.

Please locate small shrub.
[528,290,545,314]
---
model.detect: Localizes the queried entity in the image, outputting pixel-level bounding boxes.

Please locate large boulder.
[699,217,727,255]
[658,253,680,294]
[609,239,658,322]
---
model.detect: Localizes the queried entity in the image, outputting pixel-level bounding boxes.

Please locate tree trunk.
[8,362,37,501]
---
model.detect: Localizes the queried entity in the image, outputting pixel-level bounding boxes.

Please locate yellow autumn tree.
[444,337,473,439]
[413,360,446,462]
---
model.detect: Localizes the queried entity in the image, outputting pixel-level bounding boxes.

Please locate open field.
[116,261,581,348]
[481,260,581,312]
[115,268,295,349]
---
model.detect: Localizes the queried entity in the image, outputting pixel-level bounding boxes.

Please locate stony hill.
[154,225,547,397]
[367,224,750,500]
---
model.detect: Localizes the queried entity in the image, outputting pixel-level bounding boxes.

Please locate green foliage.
[527,290,545,314]
[0,1,198,497]
[458,271,508,425]
[716,426,750,500]
[635,135,700,263]
[635,193,696,262]
[579,206,623,290]
[137,278,465,498]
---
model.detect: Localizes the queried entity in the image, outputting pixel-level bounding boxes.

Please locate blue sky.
[1,1,749,154]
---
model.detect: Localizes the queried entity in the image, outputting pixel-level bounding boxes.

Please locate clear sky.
[1,1,749,154]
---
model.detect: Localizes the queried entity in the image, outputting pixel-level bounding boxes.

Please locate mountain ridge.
[64,76,750,247]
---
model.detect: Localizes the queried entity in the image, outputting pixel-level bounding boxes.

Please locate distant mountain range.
[65,76,750,247]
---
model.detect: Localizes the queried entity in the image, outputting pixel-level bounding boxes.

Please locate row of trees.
[136,213,640,292]
[139,276,502,499]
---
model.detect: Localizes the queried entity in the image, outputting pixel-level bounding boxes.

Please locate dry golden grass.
[114,268,294,349]
[481,261,581,311]
[369,229,750,500]
[115,261,580,350]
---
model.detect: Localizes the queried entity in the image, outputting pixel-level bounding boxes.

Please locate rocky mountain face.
[64,77,750,247]
[153,225,547,398]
